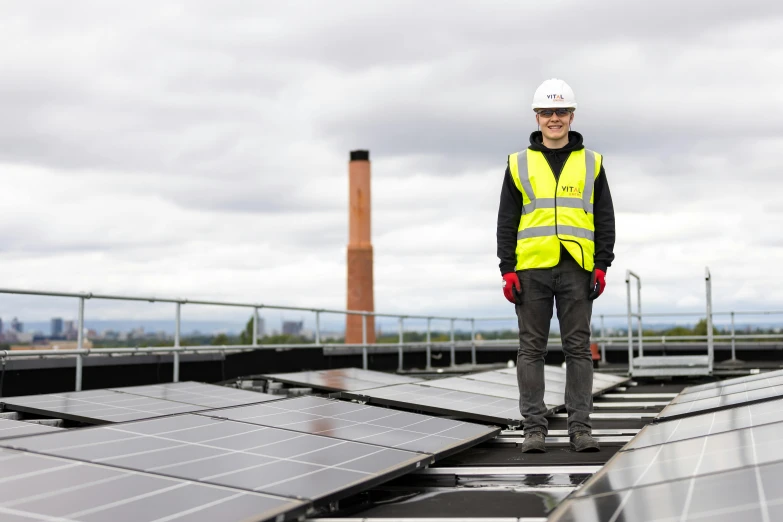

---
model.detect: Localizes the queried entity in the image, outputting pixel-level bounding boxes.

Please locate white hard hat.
[532,78,577,110]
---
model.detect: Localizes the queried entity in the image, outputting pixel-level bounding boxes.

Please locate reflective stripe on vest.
[508,148,602,271]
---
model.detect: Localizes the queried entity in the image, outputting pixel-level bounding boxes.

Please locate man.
[496,78,616,453]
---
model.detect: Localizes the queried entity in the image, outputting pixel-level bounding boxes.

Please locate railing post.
[450,318,456,368]
[470,318,476,366]
[706,267,714,373]
[253,307,259,346]
[397,317,404,372]
[361,314,368,370]
[626,273,632,371]
[315,310,321,345]
[637,278,643,358]
[600,314,606,363]
[173,302,181,383]
[76,296,85,391]
[726,310,743,364]
[426,317,432,370]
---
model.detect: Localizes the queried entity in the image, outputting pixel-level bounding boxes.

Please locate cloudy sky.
[2,0,783,332]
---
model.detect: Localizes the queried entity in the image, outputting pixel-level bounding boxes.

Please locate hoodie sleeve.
[496,161,522,275]
[593,163,616,272]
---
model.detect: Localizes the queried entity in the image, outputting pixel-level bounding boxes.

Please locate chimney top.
[350,150,370,161]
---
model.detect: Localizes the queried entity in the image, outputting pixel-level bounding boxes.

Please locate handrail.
[3,279,783,391]
[626,270,642,373]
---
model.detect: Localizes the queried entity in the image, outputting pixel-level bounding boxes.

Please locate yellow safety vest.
[508,148,602,272]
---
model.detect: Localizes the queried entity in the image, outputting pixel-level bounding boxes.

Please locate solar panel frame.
[0,418,61,439]
[0,446,308,522]
[0,390,205,425]
[198,395,501,459]
[0,413,431,506]
[111,381,281,408]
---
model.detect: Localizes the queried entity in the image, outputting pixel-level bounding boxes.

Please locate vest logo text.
[560,185,582,197]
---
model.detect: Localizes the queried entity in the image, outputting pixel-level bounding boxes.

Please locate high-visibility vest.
[508,148,602,272]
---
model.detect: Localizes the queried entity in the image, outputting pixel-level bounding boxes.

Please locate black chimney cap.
[350,150,370,161]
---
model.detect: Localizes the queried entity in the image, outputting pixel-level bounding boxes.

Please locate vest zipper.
[544,152,586,269]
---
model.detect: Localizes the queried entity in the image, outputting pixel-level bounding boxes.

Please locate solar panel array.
[0,446,307,522]
[200,395,499,458]
[1,414,429,502]
[656,370,783,422]
[549,393,783,521]
[0,382,279,424]
[263,367,422,391]
[342,366,628,426]
[0,384,499,521]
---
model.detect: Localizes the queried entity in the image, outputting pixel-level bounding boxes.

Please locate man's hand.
[502,272,523,304]
[588,269,606,300]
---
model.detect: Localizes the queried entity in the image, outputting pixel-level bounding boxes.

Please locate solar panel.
[0,417,61,439]
[626,396,783,451]
[575,419,783,498]
[462,369,571,394]
[680,368,783,395]
[263,368,421,392]
[0,389,204,424]
[0,413,430,504]
[548,458,783,521]
[674,372,783,403]
[112,381,280,408]
[419,376,565,407]
[200,395,500,458]
[656,383,783,422]
[0,446,307,522]
[496,366,629,391]
[341,383,523,426]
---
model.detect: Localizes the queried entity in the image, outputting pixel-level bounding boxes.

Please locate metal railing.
[626,270,642,373]
[2,279,783,392]
[0,287,478,391]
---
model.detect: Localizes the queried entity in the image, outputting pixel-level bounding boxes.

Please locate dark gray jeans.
[515,255,594,435]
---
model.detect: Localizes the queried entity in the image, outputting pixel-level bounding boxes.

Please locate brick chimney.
[346,150,375,344]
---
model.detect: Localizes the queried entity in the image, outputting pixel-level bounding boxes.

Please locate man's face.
[536,108,574,141]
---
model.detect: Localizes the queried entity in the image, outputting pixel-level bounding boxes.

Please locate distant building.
[257,317,266,338]
[64,320,77,340]
[51,317,64,337]
[0,317,3,334]
[282,320,303,336]
[10,317,23,333]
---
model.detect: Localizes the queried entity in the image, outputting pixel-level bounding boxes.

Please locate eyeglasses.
[536,108,573,118]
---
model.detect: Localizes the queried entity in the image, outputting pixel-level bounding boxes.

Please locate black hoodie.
[496,131,615,275]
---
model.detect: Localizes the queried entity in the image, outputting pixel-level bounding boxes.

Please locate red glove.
[502,272,522,304]
[589,269,606,300]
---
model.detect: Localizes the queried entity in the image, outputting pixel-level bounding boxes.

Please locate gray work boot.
[570,430,600,452]
[520,431,547,453]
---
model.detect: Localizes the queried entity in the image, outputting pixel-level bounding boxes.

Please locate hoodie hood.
[528,130,584,153]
